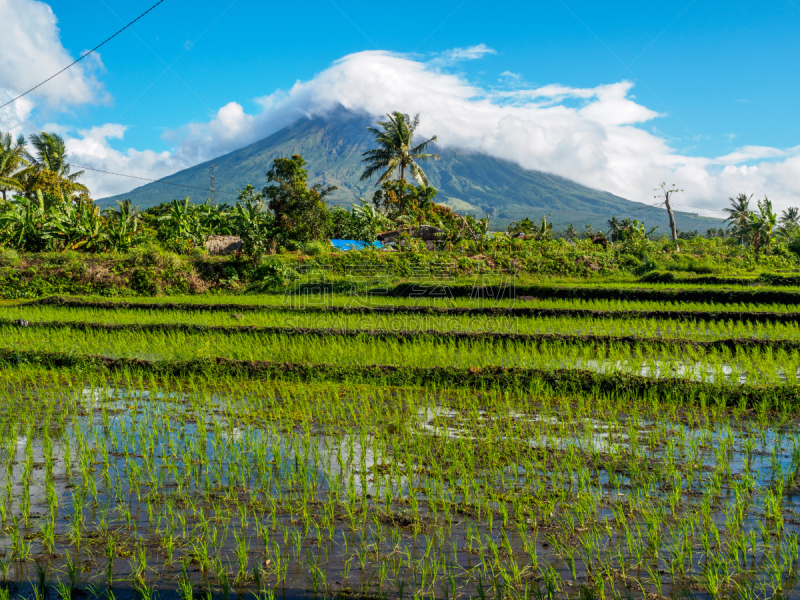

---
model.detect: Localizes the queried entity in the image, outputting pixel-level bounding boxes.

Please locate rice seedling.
[0,291,799,600]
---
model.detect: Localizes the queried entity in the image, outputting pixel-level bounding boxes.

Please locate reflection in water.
[0,386,798,599]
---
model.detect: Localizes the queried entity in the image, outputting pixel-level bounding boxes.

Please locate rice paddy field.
[2,287,800,600]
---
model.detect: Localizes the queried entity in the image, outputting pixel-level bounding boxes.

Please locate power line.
[0,0,166,111]
[74,164,237,196]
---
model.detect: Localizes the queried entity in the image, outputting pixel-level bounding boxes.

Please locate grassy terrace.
[1,285,800,600]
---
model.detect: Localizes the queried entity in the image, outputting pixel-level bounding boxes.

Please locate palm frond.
[410,136,439,155]
[407,162,428,186]
[361,112,438,185]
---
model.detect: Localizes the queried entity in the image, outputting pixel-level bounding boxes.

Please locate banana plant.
[745,196,778,253]
[103,199,143,252]
[0,192,51,251]
[47,198,108,252]
[157,197,201,245]
[230,185,278,261]
[352,200,391,242]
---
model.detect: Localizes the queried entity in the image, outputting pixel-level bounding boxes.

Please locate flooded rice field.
[3,292,800,600]
[0,375,798,600]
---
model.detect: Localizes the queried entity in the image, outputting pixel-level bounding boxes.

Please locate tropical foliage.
[508,216,554,240]
[265,154,335,245]
[25,132,85,184]
[0,133,29,201]
[606,217,657,243]
[0,148,392,257]
[361,112,440,186]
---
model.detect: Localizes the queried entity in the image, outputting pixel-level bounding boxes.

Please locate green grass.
[3,325,800,386]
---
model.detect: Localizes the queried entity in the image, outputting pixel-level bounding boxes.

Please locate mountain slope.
[100,109,721,233]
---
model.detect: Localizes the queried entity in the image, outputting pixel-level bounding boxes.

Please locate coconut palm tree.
[361,112,440,186]
[723,193,753,230]
[723,193,753,245]
[26,132,85,184]
[607,216,622,241]
[0,132,31,201]
[780,207,800,229]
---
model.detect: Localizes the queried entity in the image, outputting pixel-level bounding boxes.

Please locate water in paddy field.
[0,386,799,600]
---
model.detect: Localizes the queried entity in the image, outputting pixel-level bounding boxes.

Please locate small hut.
[377,225,445,250]
[205,236,243,255]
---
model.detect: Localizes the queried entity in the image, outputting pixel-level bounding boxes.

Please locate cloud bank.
[3,11,800,216]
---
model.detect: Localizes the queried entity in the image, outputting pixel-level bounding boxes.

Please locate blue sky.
[3,0,800,211]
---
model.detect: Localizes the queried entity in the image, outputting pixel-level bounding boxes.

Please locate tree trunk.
[400,164,405,181]
[664,194,679,248]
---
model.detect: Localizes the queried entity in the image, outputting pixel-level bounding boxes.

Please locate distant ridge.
[100,107,721,232]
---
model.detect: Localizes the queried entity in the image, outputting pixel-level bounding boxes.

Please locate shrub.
[300,240,331,257]
[128,244,185,270]
[130,268,160,295]
[246,261,298,293]
[0,248,20,267]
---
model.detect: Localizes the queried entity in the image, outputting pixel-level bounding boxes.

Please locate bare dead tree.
[654,183,682,247]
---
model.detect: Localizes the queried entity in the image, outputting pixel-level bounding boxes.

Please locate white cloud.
[65,125,181,198]
[0,0,108,114]
[0,90,36,137]
[48,48,800,215]
[712,146,789,165]
[432,44,497,66]
[0,0,796,218]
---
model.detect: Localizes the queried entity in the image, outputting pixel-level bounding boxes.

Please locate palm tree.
[564,223,578,241]
[361,112,440,186]
[26,132,85,184]
[723,193,753,230]
[780,207,800,229]
[723,193,753,245]
[0,132,31,201]
[607,216,622,241]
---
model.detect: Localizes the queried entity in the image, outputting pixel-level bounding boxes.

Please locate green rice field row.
[6,317,800,355]
[2,290,800,600]
[5,304,800,340]
[33,293,800,313]
[3,325,800,386]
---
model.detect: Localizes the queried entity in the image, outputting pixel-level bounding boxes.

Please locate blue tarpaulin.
[330,239,382,251]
